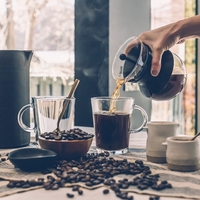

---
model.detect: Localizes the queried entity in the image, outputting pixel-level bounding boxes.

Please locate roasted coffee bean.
[22,183,31,188]
[161,180,168,184]
[78,189,83,195]
[135,160,143,165]
[127,196,134,200]
[153,195,160,200]
[115,192,122,198]
[119,192,128,199]
[137,184,149,190]
[110,184,119,191]
[1,157,6,161]
[6,151,172,197]
[149,196,160,200]
[85,182,93,187]
[43,181,52,190]
[72,185,80,191]
[66,193,74,198]
[92,180,101,185]
[103,189,109,194]
[104,180,112,186]
[165,183,172,188]
[120,184,129,189]
[15,182,24,188]
[51,183,59,190]
[144,170,152,175]
[40,128,94,141]
[7,182,15,188]
[29,180,38,186]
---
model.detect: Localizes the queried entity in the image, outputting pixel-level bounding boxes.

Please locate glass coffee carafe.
[112,36,187,101]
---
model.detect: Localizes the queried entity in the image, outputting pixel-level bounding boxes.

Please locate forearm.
[175,14,200,40]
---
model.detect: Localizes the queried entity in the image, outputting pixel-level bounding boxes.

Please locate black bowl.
[8,148,57,172]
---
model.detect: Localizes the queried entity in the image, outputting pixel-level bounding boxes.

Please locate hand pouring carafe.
[0,50,33,148]
[112,36,187,101]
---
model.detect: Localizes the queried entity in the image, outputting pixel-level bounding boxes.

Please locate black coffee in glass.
[94,111,131,151]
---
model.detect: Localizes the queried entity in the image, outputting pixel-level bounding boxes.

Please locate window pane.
[151,0,196,135]
[0,0,75,96]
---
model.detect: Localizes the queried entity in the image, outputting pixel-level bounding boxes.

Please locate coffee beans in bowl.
[38,128,94,160]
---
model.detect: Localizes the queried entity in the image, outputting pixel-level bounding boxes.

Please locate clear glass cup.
[18,96,75,141]
[91,97,148,155]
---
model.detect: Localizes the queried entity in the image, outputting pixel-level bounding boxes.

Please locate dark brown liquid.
[151,74,186,100]
[94,112,131,151]
[109,78,125,113]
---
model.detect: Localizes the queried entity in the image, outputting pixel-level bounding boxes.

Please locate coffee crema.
[94,111,131,151]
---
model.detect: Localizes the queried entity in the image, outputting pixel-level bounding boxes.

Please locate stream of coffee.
[109,78,125,113]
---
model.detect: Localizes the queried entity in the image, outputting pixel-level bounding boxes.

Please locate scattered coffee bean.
[66,193,74,198]
[127,196,134,200]
[1,157,6,161]
[78,189,83,195]
[6,153,172,199]
[22,183,31,188]
[149,195,160,200]
[103,189,109,194]
[72,185,80,191]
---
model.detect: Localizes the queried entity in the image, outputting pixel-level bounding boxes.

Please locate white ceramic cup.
[163,135,200,172]
[145,121,180,163]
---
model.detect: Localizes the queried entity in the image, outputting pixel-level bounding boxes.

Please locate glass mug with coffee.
[91,97,148,154]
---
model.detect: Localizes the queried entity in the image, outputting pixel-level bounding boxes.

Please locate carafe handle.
[130,105,148,133]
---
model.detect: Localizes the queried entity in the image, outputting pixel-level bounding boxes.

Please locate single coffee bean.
[22,184,31,188]
[78,189,83,195]
[51,184,59,190]
[103,189,109,194]
[1,157,6,161]
[7,182,15,188]
[85,182,93,187]
[72,186,80,191]
[137,184,149,190]
[135,160,143,165]
[66,193,74,198]
[150,196,160,200]
[127,196,134,200]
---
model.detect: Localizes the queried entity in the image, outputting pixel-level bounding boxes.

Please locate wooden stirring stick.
[54,79,80,133]
[191,132,200,141]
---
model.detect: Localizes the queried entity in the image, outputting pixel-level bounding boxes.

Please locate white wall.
[109,0,152,127]
[109,0,151,95]
[197,0,200,132]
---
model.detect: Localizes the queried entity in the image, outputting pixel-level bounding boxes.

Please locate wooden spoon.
[191,132,200,141]
[54,79,80,133]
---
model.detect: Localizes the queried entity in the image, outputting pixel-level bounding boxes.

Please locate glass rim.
[167,135,197,143]
[31,96,75,100]
[91,96,134,100]
[147,121,180,125]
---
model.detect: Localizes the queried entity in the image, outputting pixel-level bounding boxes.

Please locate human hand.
[125,23,181,76]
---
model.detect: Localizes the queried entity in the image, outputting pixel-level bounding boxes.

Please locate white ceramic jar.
[164,135,200,172]
[145,121,180,163]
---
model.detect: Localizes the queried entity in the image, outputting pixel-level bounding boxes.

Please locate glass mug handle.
[131,105,148,133]
[18,104,34,132]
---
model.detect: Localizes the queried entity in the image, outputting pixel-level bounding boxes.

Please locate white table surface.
[1,127,191,200]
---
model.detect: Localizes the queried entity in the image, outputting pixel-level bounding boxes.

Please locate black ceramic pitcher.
[0,50,33,148]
